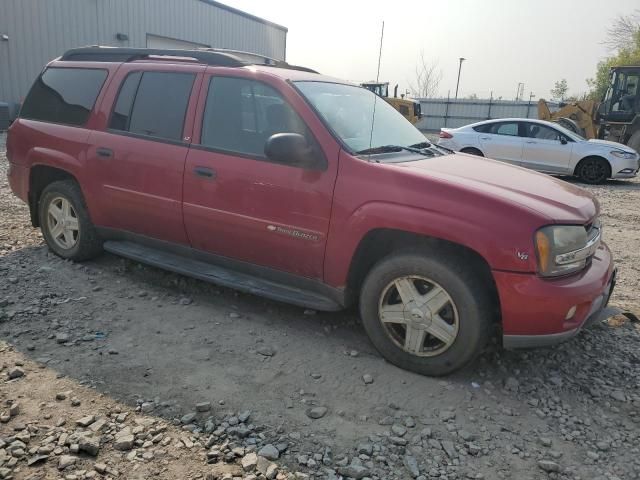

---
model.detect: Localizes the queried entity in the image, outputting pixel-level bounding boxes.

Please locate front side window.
[200,76,309,158]
[295,81,426,153]
[527,123,563,141]
[109,71,195,141]
[21,67,107,126]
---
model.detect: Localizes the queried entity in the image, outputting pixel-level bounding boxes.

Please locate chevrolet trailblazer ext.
[7,47,615,376]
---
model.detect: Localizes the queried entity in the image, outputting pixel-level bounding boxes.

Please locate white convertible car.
[437,118,639,184]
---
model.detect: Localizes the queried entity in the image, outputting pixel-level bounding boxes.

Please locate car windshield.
[295,81,429,155]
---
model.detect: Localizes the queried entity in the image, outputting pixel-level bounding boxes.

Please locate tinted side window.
[491,122,519,136]
[527,123,563,141]
[473,124,490,133]
[110,72,195,141]
[21,67,107,126]
[201,77,308,159]
[109,72,142,131]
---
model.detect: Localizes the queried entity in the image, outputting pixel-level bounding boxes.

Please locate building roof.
[198,0,288,32]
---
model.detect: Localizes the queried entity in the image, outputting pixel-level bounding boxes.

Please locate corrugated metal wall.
[415,98,560,131]
[0,0,287,107]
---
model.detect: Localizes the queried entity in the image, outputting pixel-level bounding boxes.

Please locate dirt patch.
[0,342,295,480]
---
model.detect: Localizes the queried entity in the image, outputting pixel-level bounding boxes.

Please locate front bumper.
[610,156,640,179]
[496,242,615,349]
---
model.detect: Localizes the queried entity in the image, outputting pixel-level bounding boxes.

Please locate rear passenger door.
[477,121,525,165]
[88,64,203,245]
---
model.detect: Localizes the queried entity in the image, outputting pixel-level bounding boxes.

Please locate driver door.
[521,122,573,174]
[182,74,338,279]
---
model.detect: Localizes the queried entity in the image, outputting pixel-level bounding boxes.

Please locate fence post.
[487,91,493,120]
[444,91,450,128]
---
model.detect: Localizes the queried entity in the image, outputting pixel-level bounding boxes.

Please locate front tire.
[39,180,102,261]
[359,252,493,376]
[575,157,610,184]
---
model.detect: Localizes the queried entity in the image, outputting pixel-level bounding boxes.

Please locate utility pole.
[454,57,465,99]
[515,82,524,101]
[527,91,535,117]
[375,21,384,83]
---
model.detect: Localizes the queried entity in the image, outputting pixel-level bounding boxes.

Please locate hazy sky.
[224,0,638,100]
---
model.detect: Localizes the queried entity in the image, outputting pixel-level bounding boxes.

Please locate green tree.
[550,79,569,101]
[587,13,640,100]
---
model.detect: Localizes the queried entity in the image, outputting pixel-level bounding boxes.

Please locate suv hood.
[394,153,597,223]
[587,138,636,153]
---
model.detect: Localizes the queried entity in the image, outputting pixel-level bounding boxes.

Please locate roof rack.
[60,46,319,73]
[60,46,246,67]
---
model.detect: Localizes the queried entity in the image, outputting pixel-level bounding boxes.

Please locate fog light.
[565,305,577,320]
[618,168,635,174]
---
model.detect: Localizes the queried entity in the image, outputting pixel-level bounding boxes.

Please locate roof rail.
[61,46,247,67]
[60,46,319,73]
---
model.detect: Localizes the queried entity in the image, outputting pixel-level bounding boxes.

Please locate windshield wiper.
[410,141,454,155]
[356,144,432,156]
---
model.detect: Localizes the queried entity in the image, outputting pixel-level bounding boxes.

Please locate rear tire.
[39,180,102,261]
[575,156,610,184]
[359,252,493,376]
[460,147,484,156]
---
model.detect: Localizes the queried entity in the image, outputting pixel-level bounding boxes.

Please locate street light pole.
[454,57,465,99]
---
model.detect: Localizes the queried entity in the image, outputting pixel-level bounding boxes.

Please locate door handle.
[96,147,113,158]
[480,137,491,140]
[193,166,216,179]
[526,141,537,144]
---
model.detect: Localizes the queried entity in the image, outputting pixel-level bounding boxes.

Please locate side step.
[103,241,342,311]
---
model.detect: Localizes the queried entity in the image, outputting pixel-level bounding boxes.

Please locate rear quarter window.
[20,67,108,126]
[472,124,490,133]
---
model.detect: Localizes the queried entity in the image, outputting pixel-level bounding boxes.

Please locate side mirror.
[560,137,568,145]
[265,133,319,168]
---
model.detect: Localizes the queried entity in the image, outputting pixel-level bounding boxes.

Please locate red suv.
[7,47,615,375]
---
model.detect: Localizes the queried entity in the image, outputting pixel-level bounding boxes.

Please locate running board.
[103,241,342,311]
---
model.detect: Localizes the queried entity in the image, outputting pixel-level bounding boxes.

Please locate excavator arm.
[537,99,598,139]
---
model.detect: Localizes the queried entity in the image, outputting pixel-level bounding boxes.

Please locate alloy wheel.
[580,159,607,183]
[47,197,80,250]
[378,275,459,357]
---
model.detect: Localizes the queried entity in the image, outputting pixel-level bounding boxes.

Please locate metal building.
[0,0,287,115]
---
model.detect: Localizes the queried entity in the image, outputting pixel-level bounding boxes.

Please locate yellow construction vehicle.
[538,65,640,151]
[538,99,599,139]
[361,82,422,124]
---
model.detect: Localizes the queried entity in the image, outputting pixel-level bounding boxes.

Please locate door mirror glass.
[265,133,317,168]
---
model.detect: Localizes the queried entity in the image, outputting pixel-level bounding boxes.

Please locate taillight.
[439,130,452,139]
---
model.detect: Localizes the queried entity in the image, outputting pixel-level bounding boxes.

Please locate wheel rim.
[378,276,460,357]
[581,159,606,183]
[47,197,79,250]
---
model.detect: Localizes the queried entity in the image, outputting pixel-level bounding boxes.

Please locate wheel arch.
[460,146,484,156]
[29,165,80,227]
[573,155,612,178]
[344,228,500,321]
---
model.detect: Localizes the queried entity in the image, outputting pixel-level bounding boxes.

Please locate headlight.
[610,150,637,160]
[534,224,600,277]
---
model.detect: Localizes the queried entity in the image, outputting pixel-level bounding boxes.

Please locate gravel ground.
[1,131,639,480]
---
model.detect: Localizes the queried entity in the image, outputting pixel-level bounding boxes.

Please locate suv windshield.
[295,81,427,154]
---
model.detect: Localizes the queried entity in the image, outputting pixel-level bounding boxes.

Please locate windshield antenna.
[367,20,384,156]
